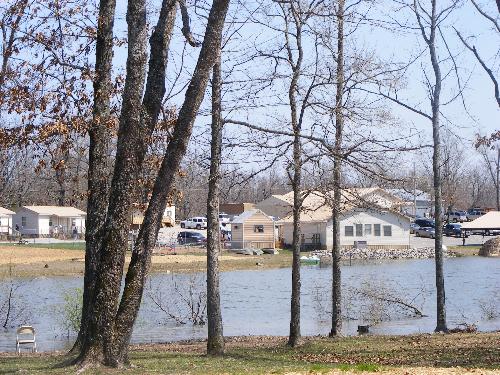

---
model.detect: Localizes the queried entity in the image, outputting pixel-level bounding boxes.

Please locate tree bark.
[288,22,303,349]
[427,0,447,333]
[77,0,149,365]
[206,51,225,355]
[72,0,115,356]
[330,0,345,338]
[109,0,230,364]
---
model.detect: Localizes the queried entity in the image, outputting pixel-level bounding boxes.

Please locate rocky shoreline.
[311,247,452,262]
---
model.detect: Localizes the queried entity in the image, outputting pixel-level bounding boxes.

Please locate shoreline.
[0,244,485,278]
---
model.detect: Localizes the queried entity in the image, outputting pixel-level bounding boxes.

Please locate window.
[345,226,354,236]
[374,224,381,236]
[364,224,372,235]
[254,225,264,233]
[21,217,26,227]
[383,225,392,236]
[233,225,239,230]
[355,224,363,236]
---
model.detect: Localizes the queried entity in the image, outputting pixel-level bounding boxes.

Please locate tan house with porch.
[130,205,176,230]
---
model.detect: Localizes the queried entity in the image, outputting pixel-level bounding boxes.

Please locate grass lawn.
[0,242,86,251]
[0,333,498,374]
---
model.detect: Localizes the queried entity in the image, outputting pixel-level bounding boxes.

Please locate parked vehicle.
[466,209,485,221]
[177,231,207,245]
[410,223,420,234]
[219,213,230,224]
[414,218,435,228]
[443,223,462,237]
[180,217,207,229]
[446,211,467,223]
[414,227,435,238]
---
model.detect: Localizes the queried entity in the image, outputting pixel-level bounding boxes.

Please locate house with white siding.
[231,209,275,249]
[279,207,411,249]
[0,207,15,235]
[13,206,86,237]
[258,188,410,249]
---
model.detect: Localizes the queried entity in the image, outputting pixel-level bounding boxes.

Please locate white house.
[262,188,410,249]
[0,207,15,235]
[13,206,86,237]
[279,207,411,249]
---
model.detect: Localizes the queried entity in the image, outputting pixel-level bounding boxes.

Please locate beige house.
[231,209,275,249]
[13,206,86,237]
[256,187,404,220]
[0,207,15,235]
[131,205,175,230]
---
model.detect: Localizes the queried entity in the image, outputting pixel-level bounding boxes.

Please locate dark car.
[177,231,207,245]
[414,218,435,228]
[443,223,462,237]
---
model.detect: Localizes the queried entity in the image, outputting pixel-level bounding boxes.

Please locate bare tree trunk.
[108,0,230,364]
[77,0,150,365]
[330,0,344,337]
[72,0,115,356]
[206,51,224,355]
[426,0,447,333]
[496,147,500,210]
[288,51,303,349]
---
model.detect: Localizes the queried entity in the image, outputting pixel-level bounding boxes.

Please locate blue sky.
[110,0,499,172]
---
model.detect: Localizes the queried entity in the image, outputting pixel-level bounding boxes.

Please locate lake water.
[0,257,499,352]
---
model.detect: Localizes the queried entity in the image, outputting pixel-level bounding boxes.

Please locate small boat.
[300,255,320,265]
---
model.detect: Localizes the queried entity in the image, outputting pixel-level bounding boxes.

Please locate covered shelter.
[461,211,500,236]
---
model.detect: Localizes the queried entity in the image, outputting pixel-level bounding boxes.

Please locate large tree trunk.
[72,0,115,355]
[206,51,225,355]
[109,0,230,364]
[329,0,345,337]
[77,0,150,365]
[428,0,447,333]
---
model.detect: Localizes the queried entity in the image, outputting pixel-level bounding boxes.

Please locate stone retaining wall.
[311,247,450,261]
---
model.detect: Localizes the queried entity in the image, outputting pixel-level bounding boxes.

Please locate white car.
[219,213,230,224]
[180,217,207,229]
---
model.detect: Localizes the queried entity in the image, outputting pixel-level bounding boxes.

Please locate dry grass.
[0,245,293,278]
[0,333,498,374]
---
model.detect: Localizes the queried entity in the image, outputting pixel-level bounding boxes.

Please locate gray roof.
[232,209,272,224]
